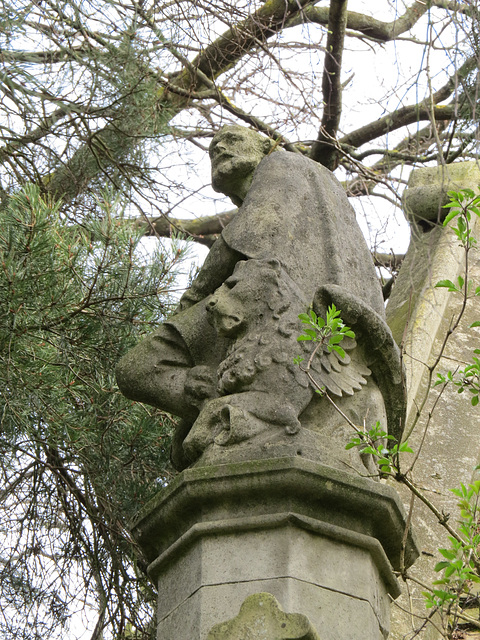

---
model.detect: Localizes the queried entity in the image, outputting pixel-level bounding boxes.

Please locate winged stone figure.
[116,126,404,472]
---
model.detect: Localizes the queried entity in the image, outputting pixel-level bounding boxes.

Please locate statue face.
[206,259,281,338]
[209,126,270,204]
[206,270,251,338]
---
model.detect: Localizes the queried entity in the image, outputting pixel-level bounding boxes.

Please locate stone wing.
[308,337,371,397]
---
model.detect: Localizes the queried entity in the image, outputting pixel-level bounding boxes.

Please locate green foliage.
[423,473,480,621]
[293,233,480,636]
[345,421,412,475]
[295,307,413,476]
[423,188,480,634]
[296,305,355,360]
[0,185,187,639]
[441,188,480,247]
[436,352,480,407]
[434,187,480,407]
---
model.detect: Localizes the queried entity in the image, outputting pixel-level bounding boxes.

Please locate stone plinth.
[132,456,418,640]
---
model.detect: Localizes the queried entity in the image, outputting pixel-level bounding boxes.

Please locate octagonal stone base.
[132,456,418,640]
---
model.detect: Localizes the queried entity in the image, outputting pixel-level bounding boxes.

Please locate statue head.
[209,125,274,206]
[205,258,294,340]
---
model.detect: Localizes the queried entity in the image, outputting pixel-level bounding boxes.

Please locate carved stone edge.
[146,509,402,598]
[131,456,419,574]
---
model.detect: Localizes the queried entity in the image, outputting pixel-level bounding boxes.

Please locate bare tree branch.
[310,0,349,168]
[39,0,477,205]
[0,46,90,64]
[289,1,472,42]
[135,209,237,247]
[338,54,477,151]
[42,0,319,201]
[288,1,430,41]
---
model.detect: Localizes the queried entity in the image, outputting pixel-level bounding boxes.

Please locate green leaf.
[432,589,456,601]
[444,565,456,578]
[443,199,460,208]
[331,345,346,359]
[443,209,460,226]
[435,279,456,290]
[439,548,457,560]
[361,446,377,455]
[469,321,480,328]
[446,190,460,198]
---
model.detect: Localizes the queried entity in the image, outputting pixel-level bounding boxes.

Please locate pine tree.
[0,185,188,639]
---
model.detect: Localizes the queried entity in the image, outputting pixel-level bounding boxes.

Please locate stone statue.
[116,125,405,472]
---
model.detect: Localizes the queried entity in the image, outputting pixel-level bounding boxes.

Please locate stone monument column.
[386,161,480,639]
[118,126,419,639]
[132,456,417,640]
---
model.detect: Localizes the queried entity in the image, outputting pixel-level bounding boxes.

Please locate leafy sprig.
[346,421,412,475]
[296,304,355,359]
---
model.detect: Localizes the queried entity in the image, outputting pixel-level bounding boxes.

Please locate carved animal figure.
[182,258,379,466]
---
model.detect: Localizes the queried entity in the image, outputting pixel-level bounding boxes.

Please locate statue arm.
[116,324,207,420]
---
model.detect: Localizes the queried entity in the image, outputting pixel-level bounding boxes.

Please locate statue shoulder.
[255,151,344,194]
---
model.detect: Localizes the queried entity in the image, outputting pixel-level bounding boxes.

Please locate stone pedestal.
[133,456,418,640]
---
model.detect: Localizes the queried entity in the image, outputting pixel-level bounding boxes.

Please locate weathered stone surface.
[206,592,321,640]
[133,456,418,574]
[131,456,418,640]
[387,161,480,640]
[388,161,480,425]
[156,578,384,640]
[117,125,404,471]
[119,126,420,640]
[402,160,480,228]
